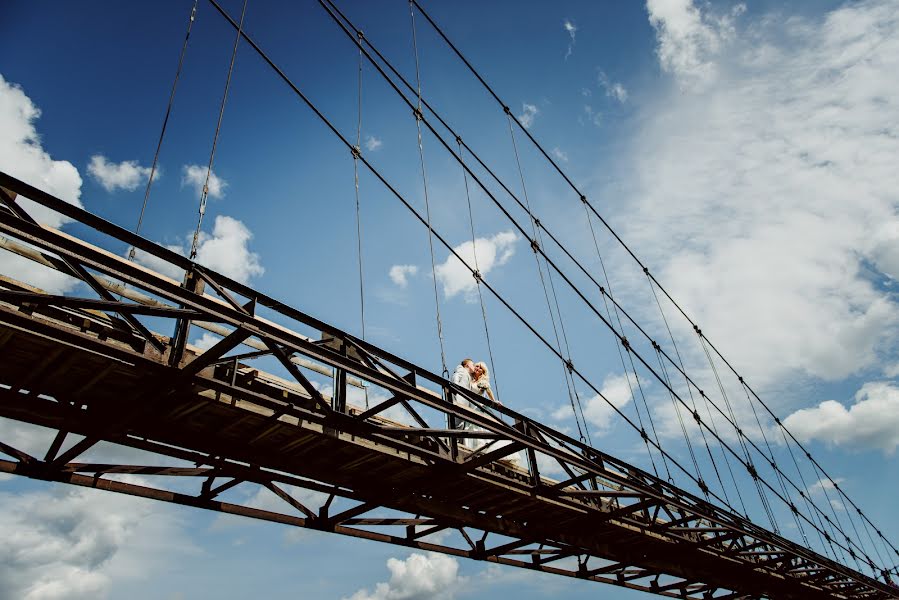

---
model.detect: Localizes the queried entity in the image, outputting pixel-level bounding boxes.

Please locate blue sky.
[1,0,898,598]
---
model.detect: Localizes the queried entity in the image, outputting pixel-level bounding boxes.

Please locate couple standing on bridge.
[451,358,521,466]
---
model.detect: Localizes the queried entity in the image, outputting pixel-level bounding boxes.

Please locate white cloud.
[0,480,195,600]
[885,362,899,378]
[783,382,899,454]
[365,135,383,152]
[563,19,577,60]
[131,215,263,284]
[192,332,221,351]
[0,248,79,294]
[193,216,263,283]
[583,105,601,127]
[808,477,844,495]
[620,0,899,394]
[598,71,628,103]
[0,75,84,294]
[551,147,568,162]
[0,74,83,229]
[434,231,518,300]
[181,164,226,200]
[87,155,155,192]
[389,264,418,288]
[645,0,745,90]
[583,374,634,434]
[517,103,538,129]
[344,552,464,600]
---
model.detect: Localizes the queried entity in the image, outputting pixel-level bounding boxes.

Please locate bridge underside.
[0,172,894,600]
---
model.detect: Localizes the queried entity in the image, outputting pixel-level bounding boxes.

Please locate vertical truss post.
[443,383,459,461]
[332,338,348,413]
[169,267,204,368]
[523,421,540,487]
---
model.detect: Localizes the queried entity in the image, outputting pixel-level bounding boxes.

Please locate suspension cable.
[129,0,198,261]
[352,30,369,410]
[313,0,875,555]
[323,7,875,563]
[210,0,882,567]
[407,0,894,568]
[506,114,589,445]
[646,273,726,502]
[190,0,248,260]
[457,138,500,400]
[408,0,447,376]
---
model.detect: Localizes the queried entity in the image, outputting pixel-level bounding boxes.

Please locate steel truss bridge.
[0,173,896,600]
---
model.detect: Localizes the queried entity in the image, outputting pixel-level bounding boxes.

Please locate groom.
[451,357,477,398]
[451,358,483,450]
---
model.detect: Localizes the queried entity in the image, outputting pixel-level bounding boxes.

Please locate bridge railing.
[0,170,893,600]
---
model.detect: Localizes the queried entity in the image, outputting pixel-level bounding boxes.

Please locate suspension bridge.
[1,2,896,599]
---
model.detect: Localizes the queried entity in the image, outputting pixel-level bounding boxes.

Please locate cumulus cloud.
[434,231,517,300]
[365,135,383,152]
[181,164,227,200]
[645,0,745,90]
[0,480,195,600]
[0,74,84,294]
[563,19,577,60]
[0,74,82,229]
[583,374,635,434]
[807,477,845,496]
[551,147,568,162]
[344,552,464,600]
[192,332,221,351]
[517,103,538,129]
[620,0,899,395]
[131,215,263,284]
[783,382,899,454]
[87,155,155,192]
[598,71,628,103]
[389,264,418,288]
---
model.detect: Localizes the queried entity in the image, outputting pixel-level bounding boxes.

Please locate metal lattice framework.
[0,172,896,600]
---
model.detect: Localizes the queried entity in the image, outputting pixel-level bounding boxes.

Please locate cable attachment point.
[503,105,511,115]
[580,194,587,204]
[533,217,541,229]
[651,340,660,351]
[738,376,744,384]
[640,428,648,441]
[789,502,798,514]
[692,410,701,424]
[620,336,630,351]
[351,145,361,160]
[697,478,709,494]
[356,30,365,41]
[746,462,759,480]
[565,359,574,373]
[455,135,462,145]
[472,269,482,282]
[693,324,703,337]
[643,266,649,276]
[530,238,540,253]
[413,106,424,121]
